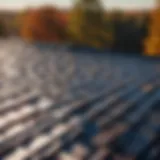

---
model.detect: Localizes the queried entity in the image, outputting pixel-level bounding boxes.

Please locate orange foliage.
[144,8,160,56]
[21,6,67,43]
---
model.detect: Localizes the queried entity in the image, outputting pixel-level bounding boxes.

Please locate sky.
[0,0,155,10]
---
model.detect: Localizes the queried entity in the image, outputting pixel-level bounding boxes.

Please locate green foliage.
[13,9,30,36]
[68,0,113,49]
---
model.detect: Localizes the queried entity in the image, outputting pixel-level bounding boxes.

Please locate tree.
[21,6,67,43]
[68,0,113,49]
[144,3,160,56]
[14,9,30,36]
[0,19,7,37]
[110,10,148,54]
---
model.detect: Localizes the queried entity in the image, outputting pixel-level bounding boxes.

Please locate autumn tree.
[68,0,113,49]
[144,0,160,56]
[21,6,67,43]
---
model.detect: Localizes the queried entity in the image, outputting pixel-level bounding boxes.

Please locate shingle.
[0,46,159,160]
[89,148,110,160]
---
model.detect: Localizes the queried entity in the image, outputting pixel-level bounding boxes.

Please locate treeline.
[0,11,18,36]
[0,0,159,56]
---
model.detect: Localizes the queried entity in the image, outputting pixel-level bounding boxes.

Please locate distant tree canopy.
[21,6,67,42]
[110,10,148,54]
[144,8,160,56]
[0,4,156,56]
[14,9,29,36]
[0,19,7,37]
[68,0,113,48]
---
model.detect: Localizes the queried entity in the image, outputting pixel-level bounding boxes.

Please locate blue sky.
[0,0,155,10]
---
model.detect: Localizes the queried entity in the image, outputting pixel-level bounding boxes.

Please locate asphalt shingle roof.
[0,41,159,160]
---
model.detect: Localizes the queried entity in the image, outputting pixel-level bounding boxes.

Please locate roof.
[0,41,160,160]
